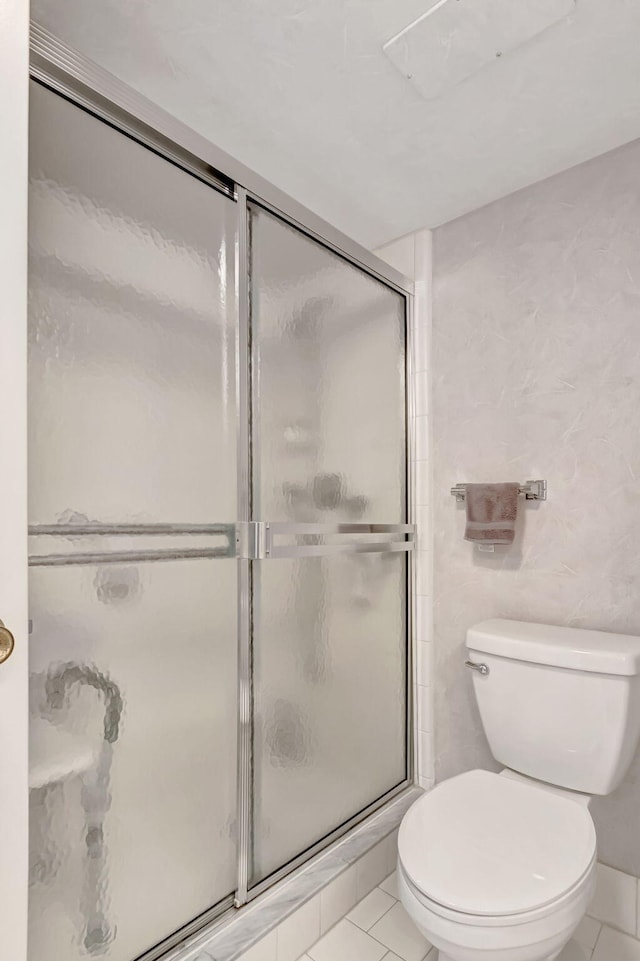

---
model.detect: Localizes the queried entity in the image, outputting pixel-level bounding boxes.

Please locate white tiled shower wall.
[375,230,434,790]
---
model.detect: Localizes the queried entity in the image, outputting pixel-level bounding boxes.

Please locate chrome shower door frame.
[28,20,416,958]
[237,193,415,903]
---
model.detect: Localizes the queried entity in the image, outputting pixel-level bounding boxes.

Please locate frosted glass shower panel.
[28,82,236,524]
[252,553,407,883]
[248,204,406,523]
[28,81,238,961]
[28,561,237,961]
[249,204,408,885]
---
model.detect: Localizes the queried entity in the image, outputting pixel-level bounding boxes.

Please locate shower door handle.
[0,619,15,664]
[240,522,415,559]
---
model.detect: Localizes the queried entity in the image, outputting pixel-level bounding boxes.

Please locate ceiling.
[31,0,640,249]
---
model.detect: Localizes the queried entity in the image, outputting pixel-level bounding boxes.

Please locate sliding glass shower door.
[27,72,411,961]
[28,82,238,961]
[248,205,409,888]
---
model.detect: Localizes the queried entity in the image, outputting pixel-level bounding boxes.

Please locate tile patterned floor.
[297,871,640,961]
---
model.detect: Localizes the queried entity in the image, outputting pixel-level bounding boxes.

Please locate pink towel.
[464,483,519,546]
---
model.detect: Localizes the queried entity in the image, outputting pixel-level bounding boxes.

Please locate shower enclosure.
[27,26,414,961]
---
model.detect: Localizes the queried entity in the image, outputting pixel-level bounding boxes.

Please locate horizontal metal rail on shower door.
[28,548,235,567]
[28,523,235,536]
[237,522,415,560]
[27,522,238,565]
[27,522,415,565]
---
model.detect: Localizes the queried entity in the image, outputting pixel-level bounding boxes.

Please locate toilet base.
[436,947,565,961]
[438,954,562,961]
[438,955,561,961]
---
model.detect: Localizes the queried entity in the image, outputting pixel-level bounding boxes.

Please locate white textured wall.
[432,137,640,876]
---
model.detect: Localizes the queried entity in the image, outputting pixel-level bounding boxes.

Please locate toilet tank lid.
[467,618,640,675]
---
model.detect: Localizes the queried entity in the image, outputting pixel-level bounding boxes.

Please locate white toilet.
[398,618,640,961]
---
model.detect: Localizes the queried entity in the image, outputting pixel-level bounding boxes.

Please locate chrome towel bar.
[450,479,547,503]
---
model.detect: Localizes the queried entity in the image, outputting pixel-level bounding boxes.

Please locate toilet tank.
[466,618,640,795]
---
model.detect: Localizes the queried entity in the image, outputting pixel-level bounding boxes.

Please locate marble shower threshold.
[161,786,422,961]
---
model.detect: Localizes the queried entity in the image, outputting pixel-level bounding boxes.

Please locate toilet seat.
[398,770,597,920]
[399,857,595,928]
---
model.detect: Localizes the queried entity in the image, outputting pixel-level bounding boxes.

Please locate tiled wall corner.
[413,229,433,789]
[592,925,640,961]
[374,229,434,792]
[588,862,637,936]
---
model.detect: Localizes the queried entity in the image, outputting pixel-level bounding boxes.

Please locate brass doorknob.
[0,620,15,664]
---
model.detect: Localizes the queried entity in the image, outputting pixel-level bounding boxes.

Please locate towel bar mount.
[450,479,547,503]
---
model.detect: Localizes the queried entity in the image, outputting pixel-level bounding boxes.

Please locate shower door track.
[28,23,411,296]
[28,20,417,961]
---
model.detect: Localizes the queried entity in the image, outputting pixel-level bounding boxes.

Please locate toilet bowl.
[397,770,596,961]
[397,618,640,961]
[398,859,594,961]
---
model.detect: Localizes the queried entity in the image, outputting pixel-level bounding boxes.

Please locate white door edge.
[0,1,30,958]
